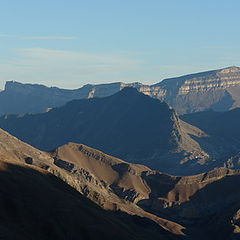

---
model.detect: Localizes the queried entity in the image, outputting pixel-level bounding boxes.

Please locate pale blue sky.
[0,0,240,89]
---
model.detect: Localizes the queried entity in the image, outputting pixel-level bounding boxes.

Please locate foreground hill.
[52,142,240,240]
[1,128,240,239]
[0,161,162,240]
[1,66,240,115]
[0,128,176,240]
[0,87,210,175]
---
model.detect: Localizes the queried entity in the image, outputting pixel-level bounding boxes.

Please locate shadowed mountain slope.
[0,87,210,175]
[181,108,240,169]
[0,162,149,240]
[0,81,140,115]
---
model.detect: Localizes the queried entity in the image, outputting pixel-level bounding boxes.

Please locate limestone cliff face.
[158,66,240,95]
[2,66,240,115]
[83,66,240,114]
[147,66,240,114]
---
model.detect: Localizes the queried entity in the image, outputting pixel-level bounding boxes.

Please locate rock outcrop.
[151,66,240,114]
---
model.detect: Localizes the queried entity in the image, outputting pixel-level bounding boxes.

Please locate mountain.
[0,87,211,175]
[52,143,240,240]
[0,162,159,240]
[1,66,240,115]
[152,66,240,114]
[0,81,92,115]
[0,80,142,115]
[1,127,240,239]
[56,143,240,239]
[181,108,240,168]
[0,128,178,240]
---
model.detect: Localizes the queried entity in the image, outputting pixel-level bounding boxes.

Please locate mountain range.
[1,87,240,175]
[1,65,240,239]
[0,87,210,175]
[0,128,175,240]
[1,66,240,115]
[1,128,240,239]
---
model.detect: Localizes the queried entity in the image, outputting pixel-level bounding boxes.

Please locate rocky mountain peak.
[4,80,48,93]
[218,66,240,74]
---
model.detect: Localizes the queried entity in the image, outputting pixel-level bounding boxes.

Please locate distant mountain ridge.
[0,80,143,115]
[153,66,240,114]
[1,66,240,115]
[0,88,214,175]
[2,86,240,175]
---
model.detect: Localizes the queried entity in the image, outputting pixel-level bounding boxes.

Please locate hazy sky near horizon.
[0,0,240,89]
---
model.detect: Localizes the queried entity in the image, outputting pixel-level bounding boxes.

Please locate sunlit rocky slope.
[0,128,176,240]
[1,128,240,239]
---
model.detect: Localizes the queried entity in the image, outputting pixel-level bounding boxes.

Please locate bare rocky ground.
[1,128,240,239]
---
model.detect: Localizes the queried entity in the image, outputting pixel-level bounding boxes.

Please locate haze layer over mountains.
[1,66,240,239]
